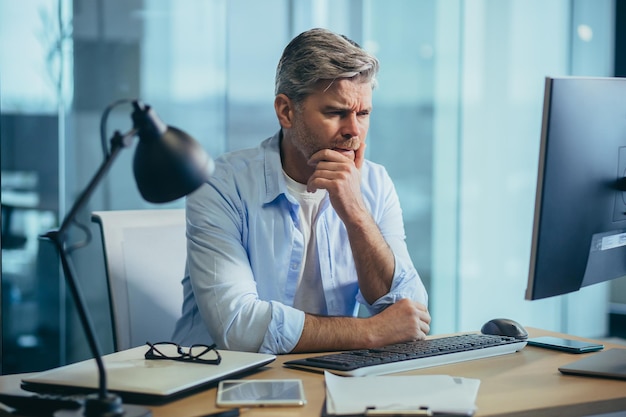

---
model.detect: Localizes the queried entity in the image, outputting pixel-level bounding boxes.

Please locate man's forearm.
[345,211,395,304]
[291,313,378,353]
[291,299,430,353]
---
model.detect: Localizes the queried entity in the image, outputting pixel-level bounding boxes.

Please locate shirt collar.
[262,130,295,205]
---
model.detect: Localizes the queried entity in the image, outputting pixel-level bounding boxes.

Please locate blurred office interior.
[1,0,625,375]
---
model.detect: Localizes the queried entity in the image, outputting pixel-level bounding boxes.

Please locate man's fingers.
[354,142,366,169]
[308,149,352,165]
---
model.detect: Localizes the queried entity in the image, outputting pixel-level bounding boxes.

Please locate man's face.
[289,78,372,165]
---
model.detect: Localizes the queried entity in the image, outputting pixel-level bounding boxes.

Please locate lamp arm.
[57,129,137,236]
[41,128,136,403]
[45,235,109,399]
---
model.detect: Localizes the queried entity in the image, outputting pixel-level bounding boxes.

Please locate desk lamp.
[41,100,213,417]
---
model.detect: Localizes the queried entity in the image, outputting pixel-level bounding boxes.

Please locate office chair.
[91,209,186,351]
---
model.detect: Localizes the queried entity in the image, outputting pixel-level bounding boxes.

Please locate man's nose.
[341,113,360,139]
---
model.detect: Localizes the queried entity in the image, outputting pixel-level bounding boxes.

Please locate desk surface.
[1,328,625,417]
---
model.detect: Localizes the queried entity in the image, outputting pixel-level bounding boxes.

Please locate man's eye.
[326,110,369,118]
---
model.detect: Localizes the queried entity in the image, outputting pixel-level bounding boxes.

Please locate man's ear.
[274,94,294,129]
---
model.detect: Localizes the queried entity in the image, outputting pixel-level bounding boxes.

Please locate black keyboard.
[284,333,527,376]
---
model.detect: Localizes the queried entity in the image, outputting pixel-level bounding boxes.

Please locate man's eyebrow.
[322,104,371,112]
[322,104,348,111]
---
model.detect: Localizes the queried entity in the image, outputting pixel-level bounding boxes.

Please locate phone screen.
[216,379,306,407]
[527,336,604,353]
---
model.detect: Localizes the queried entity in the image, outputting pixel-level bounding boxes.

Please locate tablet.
[216,379,306,407]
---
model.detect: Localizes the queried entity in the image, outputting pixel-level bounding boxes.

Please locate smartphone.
[527,336,604,353]
[216,379,306,407]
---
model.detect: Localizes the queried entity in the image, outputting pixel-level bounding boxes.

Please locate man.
[172,28,430,354]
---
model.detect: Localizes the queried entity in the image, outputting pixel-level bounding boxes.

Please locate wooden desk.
[1,328,625,417]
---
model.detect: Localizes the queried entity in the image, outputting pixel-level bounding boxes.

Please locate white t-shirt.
[283,171,328,315]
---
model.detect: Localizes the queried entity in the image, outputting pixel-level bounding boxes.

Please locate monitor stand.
[558,348,626,380]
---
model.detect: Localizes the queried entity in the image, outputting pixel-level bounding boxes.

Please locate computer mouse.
[480,318,528,340]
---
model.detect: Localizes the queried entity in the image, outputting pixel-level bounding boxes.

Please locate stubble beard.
[292,121,360,162]
[291,116,323,161]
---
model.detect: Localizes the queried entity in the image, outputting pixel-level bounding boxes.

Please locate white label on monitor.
[600,232,626,251]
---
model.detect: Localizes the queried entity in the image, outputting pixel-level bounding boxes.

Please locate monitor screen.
[526,76,626,301]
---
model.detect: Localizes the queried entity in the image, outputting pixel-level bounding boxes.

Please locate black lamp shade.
[131,102,214,203]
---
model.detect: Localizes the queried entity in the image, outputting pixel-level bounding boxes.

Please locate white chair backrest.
[92,209,186,351]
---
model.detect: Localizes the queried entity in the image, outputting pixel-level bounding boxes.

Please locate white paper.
[325,371,480,416]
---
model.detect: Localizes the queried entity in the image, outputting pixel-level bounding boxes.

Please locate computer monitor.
[526,76,626,301]
[525,76,626,381]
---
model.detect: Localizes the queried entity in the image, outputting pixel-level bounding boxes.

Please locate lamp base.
[54,393,152,417]
[55,404,152,417]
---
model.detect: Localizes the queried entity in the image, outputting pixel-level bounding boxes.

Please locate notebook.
[20,345,276,404]
[558,348,626,380]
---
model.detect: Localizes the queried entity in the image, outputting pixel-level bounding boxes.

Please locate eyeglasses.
[144,341,222,365]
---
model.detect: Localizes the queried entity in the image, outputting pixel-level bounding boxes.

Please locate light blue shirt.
[172,131,428,354]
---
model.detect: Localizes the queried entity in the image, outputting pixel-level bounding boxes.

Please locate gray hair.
[274,28,379,104]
